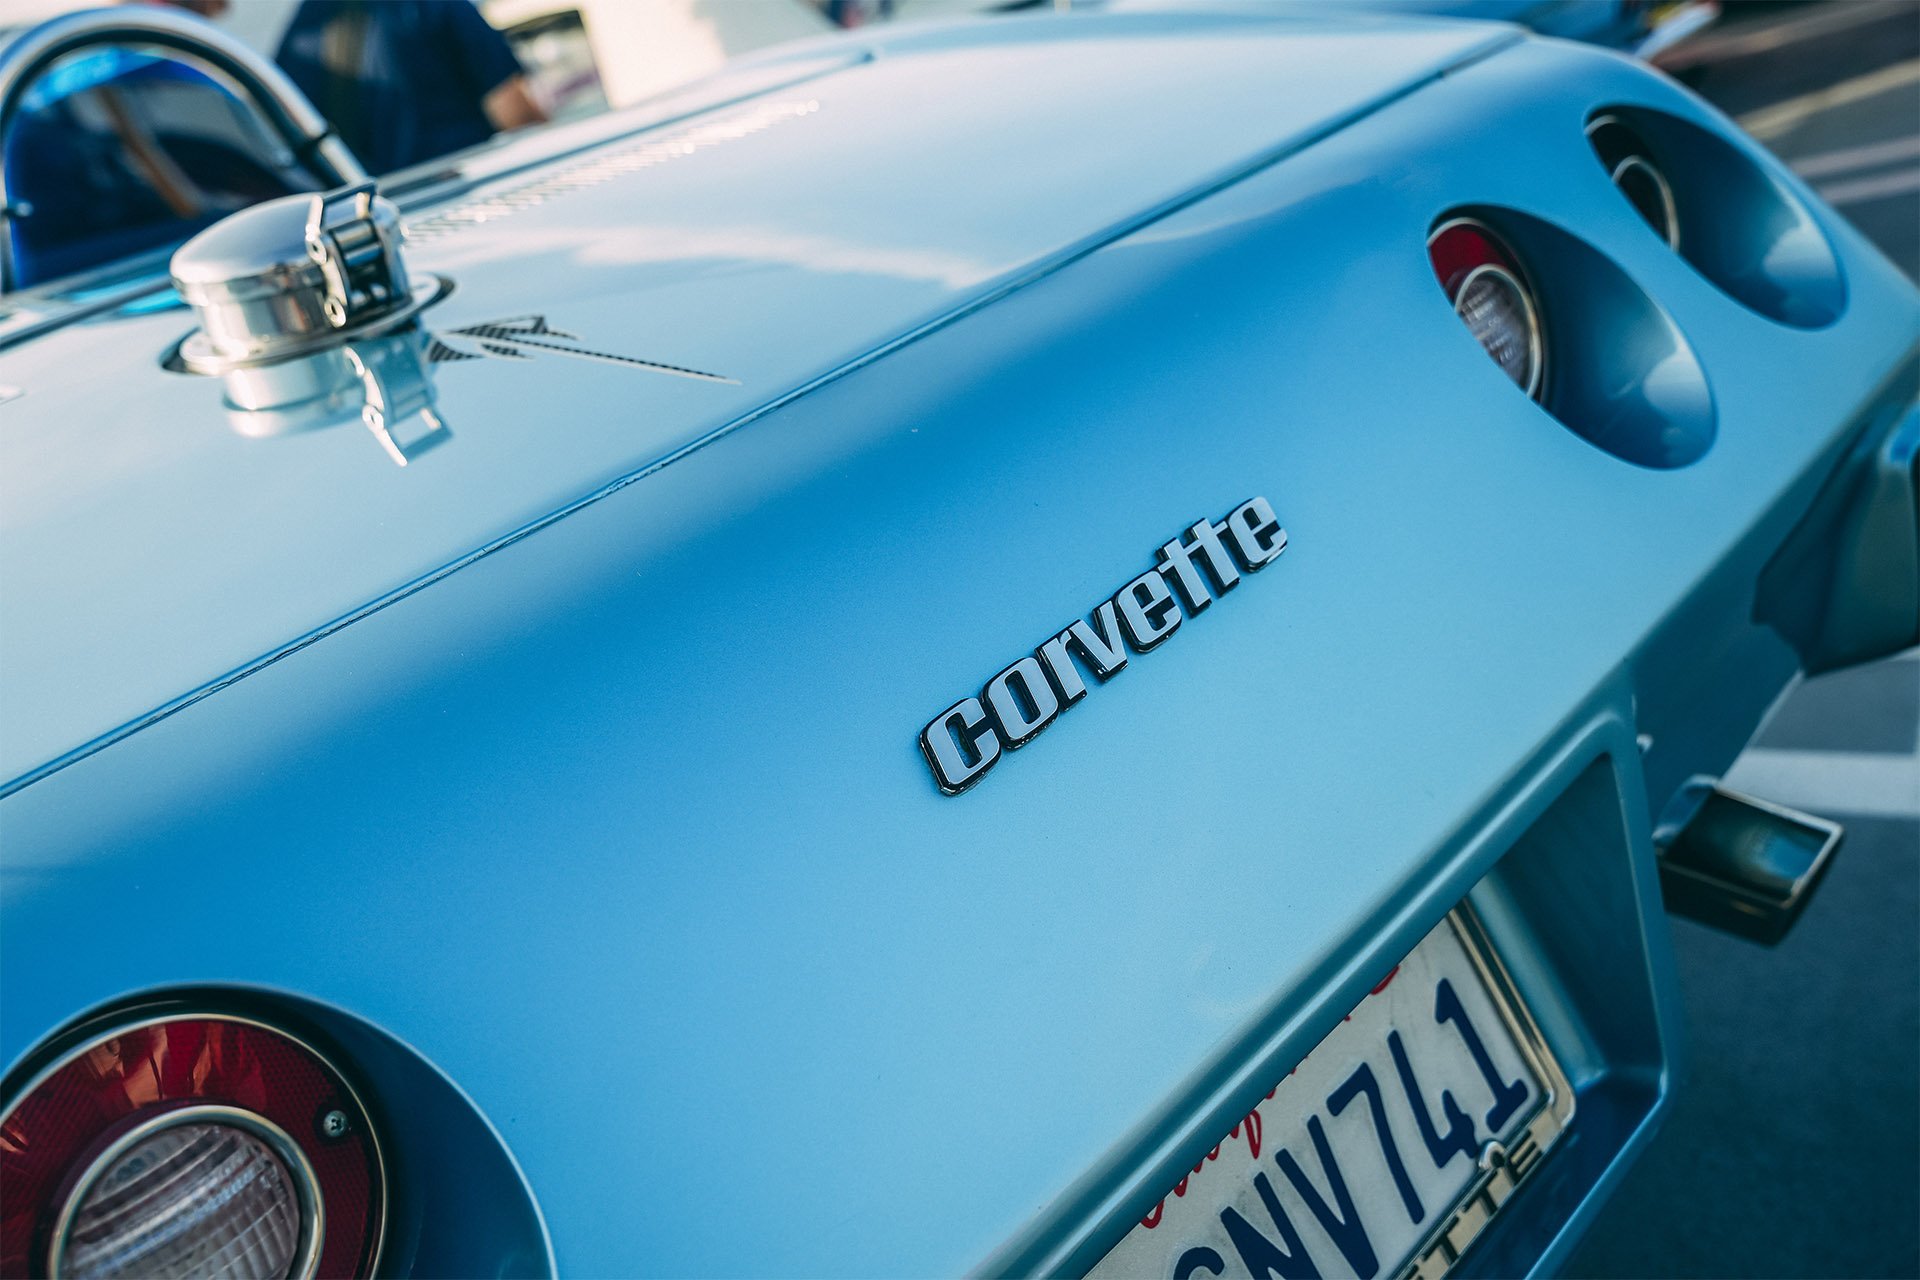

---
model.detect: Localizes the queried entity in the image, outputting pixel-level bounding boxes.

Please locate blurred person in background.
[2,0,296,286]
[274,0,549,175]
[822,0,895,28]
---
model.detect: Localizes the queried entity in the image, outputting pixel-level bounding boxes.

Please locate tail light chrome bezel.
[0,1010,385,1280]
[1428,215,1549,403]
[45,1102,326,1280]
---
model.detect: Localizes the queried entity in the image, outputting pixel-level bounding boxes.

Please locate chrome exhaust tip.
[1655,783,1843,946]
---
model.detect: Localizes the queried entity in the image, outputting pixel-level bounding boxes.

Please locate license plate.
[1087,907,1574,1280]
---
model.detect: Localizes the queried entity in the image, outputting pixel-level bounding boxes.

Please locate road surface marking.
[1792,135,1920,179]
[1723,748,1920,819]
[1818,166,1920,207]
[1658,0,1914,70]
[1738,59,1920,141]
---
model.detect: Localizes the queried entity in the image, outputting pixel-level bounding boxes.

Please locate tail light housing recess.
[1425,207,1716,469]
[1583,104,1845,328]
[1585,112,1681,250]
[0,1014,384,1280]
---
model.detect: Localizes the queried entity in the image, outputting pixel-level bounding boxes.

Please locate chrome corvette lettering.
[1117,570,1183,650]
[984,658,1060,746]
[919,498,1287,795]
[1037,602,1130,702]
[921,698,1000,793]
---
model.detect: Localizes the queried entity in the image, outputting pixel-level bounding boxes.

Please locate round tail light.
[0,1014,384,1280]
[1586,113,1681,249]
[1428,216,1547,402]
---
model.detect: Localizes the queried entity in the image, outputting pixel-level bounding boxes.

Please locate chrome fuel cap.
[172,182,447,378]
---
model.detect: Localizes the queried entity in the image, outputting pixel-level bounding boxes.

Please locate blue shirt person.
[274,0,549,176]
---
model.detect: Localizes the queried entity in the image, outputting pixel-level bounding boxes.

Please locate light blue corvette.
[0,4,1915,1279]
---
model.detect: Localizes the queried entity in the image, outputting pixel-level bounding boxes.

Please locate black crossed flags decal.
[426,316,738,385]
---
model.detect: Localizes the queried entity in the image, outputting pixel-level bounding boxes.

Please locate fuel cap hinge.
[304,182,409,330]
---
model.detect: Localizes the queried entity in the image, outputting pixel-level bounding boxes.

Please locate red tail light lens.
[0,1015,383,1280]
[1428,217,1547,402]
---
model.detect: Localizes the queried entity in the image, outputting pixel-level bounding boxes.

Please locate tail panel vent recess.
[1585,104,1846,329]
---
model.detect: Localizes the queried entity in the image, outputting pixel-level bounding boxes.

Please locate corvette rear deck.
[3,8,1915,1277]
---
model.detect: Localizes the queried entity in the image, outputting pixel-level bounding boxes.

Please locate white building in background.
[485,0,829,112]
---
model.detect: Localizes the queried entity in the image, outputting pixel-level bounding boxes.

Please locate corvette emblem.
[919,497,1288,795]
[427,316,738,384]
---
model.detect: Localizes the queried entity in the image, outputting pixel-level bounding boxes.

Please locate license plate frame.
[1398,905,1575,1279]
[1087,904,1576,1280]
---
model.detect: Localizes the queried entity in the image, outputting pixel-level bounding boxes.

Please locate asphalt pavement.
[1679,0,1920,281]
[1566,5,1920,1276]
